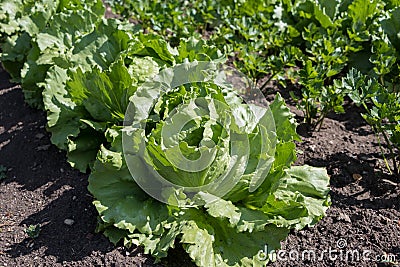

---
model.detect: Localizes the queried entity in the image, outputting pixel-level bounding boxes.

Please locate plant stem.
[315,114,326,131]
[380,126,398,176]
[360,101,398,176]
[379,75,385,86]
[373,125,393,175]
[305,99,311,125]
[259,71,278,92]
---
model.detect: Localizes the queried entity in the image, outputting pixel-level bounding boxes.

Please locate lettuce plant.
[88,61,331,266]
[0,0,104,82]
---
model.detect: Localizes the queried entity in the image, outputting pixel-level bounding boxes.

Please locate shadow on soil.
[304,152,399,210]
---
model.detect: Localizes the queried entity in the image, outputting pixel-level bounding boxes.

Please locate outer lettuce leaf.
[259,166,331,229]
[269,93,300,143]
[66,129,106,172]
[224,93,299,203]
[88,143,175,260]
[88,139,289,266]
[21,6,111,108]
[207,168,330,232]
[38,20,138,171]
[267,92,300,172]
[0,0,59,80]
[89,146,171,235]
[178,209,287,267]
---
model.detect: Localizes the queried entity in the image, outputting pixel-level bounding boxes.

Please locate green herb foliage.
[339,69,400,175]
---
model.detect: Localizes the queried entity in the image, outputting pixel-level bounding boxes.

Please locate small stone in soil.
[337,213,352,223]
[64,219,75,226]
[35,133,45,139]
[87,233,93,238]
[36,144,51,151]
[308,145,316,152]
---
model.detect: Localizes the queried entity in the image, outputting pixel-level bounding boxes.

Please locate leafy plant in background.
[338,5,400,176]
[104,0,302,81]
[340,69,400,176]
[290,60,346,130]
[20,0,107,108]
[104,0,400,133]
[0,0,141,171]
[0,0,105,82]
[0,0,59,80]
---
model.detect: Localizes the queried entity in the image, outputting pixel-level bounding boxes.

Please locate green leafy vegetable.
[88,61,330,265]
[340,69,400,175]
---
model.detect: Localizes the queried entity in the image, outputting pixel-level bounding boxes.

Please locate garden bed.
[1,66,399,267]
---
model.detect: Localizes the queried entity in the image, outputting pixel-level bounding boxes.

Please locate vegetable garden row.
[0,0,399,266]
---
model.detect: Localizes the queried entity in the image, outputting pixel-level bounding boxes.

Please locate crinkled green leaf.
[42,66,86,149]
[0,33,32,81]
[20,6,104,107]
[260,165,331,229]
[270,93,300,143]
[67,129,105,172]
